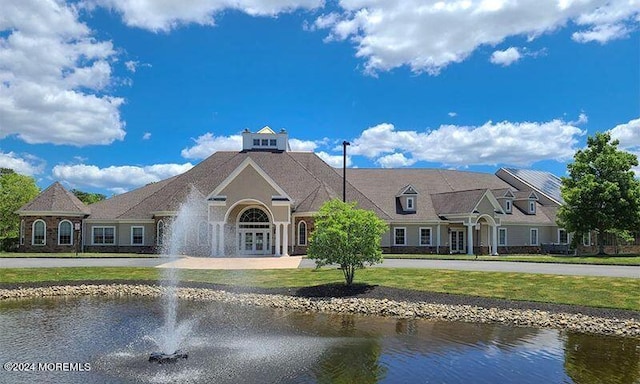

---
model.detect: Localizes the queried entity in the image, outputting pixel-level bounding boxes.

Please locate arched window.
[239,208,269,223]
[58,220,73,245]
[298,221,307,246]
[198,221,209,245]
[238,208,270,229]
[32,220,46,246]
[157,220,165,246]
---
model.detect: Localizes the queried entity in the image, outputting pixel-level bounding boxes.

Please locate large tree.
[0,169,40,247]
[557,132,640,255]
[307,199,388,285]
[71,189,106,205]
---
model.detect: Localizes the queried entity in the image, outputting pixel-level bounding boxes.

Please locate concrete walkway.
[0,257,638,278]
[158,256,304,270]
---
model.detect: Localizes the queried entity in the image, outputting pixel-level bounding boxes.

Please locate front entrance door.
[450,230,465,253]
[239,230,271,255]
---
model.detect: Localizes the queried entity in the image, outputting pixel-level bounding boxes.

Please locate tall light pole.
[342,141,350,202]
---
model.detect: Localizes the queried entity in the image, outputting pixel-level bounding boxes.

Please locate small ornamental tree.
[557,132,640,255]
[307,199,388,285]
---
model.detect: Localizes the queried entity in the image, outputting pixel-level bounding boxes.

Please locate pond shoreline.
[1,280,638,338]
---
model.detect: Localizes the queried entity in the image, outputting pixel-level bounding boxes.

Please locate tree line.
[0,168,105,251]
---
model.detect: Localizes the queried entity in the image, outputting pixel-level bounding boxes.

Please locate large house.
[17,127,574,256]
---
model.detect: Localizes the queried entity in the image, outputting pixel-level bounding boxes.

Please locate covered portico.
[432,189,503,256]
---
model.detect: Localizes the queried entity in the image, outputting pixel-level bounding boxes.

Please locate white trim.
[58,220,73,246]
[505,199,512,213]
[498,227,507,246]
[530,228,539,246]
[208,157,292,201]
[471,189,504,214]
[394,227,407,246]
[406,197,415,211]
[84,219,154,224]
[92,226,116,245]
[418,227,432,246]
[297,220,307,246]
[157,220,165,246]
[131,225,144,246]
[224,199,275,223]
[32,219,46,246]
[396,184,419,196]
[19,211,85,217]
[558,228,568,244]
[529,200,536,214]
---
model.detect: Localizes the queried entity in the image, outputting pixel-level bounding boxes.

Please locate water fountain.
[149,187,208,363]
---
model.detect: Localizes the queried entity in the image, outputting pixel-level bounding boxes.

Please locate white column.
[492,225,499,255]
[275,223,281,256]
[210,223,216,257]
[282,223,289,256]
[466,223,474,255]
[217,223,224,256]
[436,224,441,254]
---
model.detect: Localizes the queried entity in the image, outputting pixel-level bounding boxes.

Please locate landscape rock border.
[0,284,638,339]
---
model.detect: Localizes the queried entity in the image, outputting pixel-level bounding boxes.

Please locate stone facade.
[20,216,84,253]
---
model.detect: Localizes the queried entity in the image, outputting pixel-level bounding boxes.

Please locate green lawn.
[383,254,640,266]
[3,252,639,265]
[1,267,638,311]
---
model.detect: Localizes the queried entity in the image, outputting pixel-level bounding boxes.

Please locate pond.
[0,296,638,383]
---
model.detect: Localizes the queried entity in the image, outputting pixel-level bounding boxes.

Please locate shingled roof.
[17,182,89,215]
[83,151,389,220]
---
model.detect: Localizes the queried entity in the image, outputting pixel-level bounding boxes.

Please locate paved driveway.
[1,257,638,278]
[0,258,166,268]
[300,258,640,278]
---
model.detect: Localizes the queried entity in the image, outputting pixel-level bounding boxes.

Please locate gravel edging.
[0,282,638,339]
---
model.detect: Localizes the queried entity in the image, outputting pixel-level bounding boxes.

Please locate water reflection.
[564,332,640,384]
[0,296,637,383]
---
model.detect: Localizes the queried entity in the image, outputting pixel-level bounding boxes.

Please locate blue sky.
[1,0,639,195]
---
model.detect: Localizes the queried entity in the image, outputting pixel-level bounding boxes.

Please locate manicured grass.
[384,254,640,266]
[0,252,158,258]
[1,267,638,311]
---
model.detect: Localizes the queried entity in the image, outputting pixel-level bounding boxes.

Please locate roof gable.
[17,182,89,216]
[208,157,291,200]
[397,184,418,196]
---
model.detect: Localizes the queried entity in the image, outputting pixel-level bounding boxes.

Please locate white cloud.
[0,0,126,146]
[314,1,640,74]
[0,150,45,176]
[609,117,640,148]
[181,133,243,159]
[448,112,457,117]
[608,117,640,174]
[87,0,324,32]
[289,138,318,152]
[490,47,522,66]
[52,162,194,193]
[350,119,586,167]
[376,153,416,168]
[142,132,151,140]
[181,132,331,158]
[317,151,352,168]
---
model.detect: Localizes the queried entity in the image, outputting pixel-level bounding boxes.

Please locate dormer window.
[529,200,536,214]
[406,197,414,210]
[505,200,512,213]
